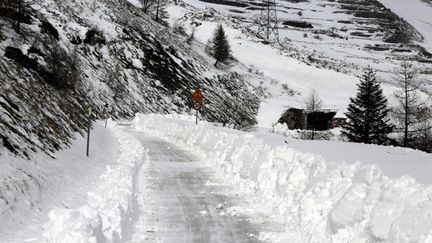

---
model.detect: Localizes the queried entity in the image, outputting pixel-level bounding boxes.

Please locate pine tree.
[211,24,231,67]
[342,68,393,144]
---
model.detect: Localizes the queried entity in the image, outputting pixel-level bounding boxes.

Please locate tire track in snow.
[126,130,282,243]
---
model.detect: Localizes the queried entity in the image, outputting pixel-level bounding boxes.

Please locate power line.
[258,0,280,43]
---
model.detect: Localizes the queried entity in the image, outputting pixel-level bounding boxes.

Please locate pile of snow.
[0,124,124,241]
[42,126,147,242]
[270,123,344,141]
[134,114,432,242]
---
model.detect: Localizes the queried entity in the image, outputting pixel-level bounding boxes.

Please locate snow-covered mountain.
[177,0,432,76]
[0,0,259,158]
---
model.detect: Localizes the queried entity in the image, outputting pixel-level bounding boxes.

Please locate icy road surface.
[127,130,285,243]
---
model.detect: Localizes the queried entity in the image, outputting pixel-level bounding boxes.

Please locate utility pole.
[86,107,92,157]
[258,0,280,43]
[103,103,109,128]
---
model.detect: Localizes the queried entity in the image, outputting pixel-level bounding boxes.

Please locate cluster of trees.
[341,64,432,152]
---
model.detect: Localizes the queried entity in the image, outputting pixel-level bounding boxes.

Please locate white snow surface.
[0,124,118,241]
[134,114,432,243]
[42,126,147,242]
[0,122,147,242]
[378,0,432,52]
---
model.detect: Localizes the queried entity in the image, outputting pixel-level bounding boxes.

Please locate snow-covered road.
[2,122,298,242]
[127,129,286,242]
[7,115,432,242]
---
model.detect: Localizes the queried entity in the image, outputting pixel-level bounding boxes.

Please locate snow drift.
[42,126,147,243]
[134,114,432,243]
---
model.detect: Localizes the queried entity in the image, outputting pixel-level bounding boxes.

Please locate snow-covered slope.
[0,0,259,157]
[378,0,432,53]
[135,114,432,243]
[165,2,410,127]
[177,0,432,77]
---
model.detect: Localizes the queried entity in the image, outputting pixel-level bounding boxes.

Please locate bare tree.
[392,60,429,147]
[410,105,432,152]
[140,0,155,14]
[303,89,323,140]
[139,0,166,22]
[154,0,168,22]
[305,89,322,112]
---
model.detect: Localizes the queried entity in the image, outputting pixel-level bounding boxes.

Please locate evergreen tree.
[211,24,231,67]
[342,68,393,144]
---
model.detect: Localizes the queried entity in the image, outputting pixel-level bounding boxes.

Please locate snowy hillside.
[173,0,432,77]
[164,1,428,128]
[378,0,432,53]
[0,0,259,157]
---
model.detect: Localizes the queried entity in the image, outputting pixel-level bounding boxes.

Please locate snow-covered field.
[135,114,432,242]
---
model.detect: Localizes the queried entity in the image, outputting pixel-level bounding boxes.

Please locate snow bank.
[134,114,432,243]
[42,126,146,243]
[271,123,344,141]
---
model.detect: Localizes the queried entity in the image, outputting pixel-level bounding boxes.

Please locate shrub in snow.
[40,20,59,40]
[84,28,106,45]
[313,34,322,40]
[172,22,187,35]
[46,46,82,91]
